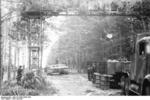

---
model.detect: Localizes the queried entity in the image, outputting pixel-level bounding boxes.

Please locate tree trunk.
[28,19,31,70]
[144,20,149,32]
[14,46,17,79]
[142,18,149,32]
[8,39,11,81]
[0,4,2,91]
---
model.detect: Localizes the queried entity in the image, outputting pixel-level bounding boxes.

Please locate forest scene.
[0,0,150,97]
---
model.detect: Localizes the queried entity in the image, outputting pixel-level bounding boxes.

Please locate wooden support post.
[14,46,17,79]
[8,38,11,81]
[0,3,2,91]
[28,19,31,70]
[40,19,43,70]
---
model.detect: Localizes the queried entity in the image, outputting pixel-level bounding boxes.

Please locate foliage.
[2,0,150,74]
[21,71,46,90]
[20,0,58,12]
[131,0,150,31]
[49,16,118,70]
[10,18,50,50]
[2,87,39,96]
[1,71,57,96]
[132,0,150,17]
[1,80,40,96]
[49,0,150,71]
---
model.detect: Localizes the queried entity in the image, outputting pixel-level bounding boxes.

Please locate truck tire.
[145,86,150,95]
[142,79,150,95]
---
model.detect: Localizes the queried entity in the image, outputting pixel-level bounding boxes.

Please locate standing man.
[92,62,96,83]
[2,67,4,81]
[16,66,23,85]
[87,64,92,81]
[0,66,4,82]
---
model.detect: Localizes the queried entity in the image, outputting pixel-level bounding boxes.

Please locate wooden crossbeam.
[50,12,135,17]
[21,9,138,18]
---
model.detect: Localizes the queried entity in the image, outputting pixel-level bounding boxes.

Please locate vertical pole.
[39,1,43,71]
[8,35,11,81]
[119,26,122,57]
[103,43,105,60]
[142,18,146,32]
[0,0,2,91]
[40,19,43,70]
[14,45,17,79]
[8,19,13,80]
[141,0,147,32]
[131,18,134,60]
[131,18,134,33]
[28,19,31,70]
[17,42,19,68]
[28,46,31,70]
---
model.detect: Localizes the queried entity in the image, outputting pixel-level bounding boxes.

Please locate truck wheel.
[142,79,150,95]
[145,86,150,95]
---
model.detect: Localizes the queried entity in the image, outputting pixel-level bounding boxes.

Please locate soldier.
[91,62,96,83]
[16,66,23,85]
[87,64,92,81]
[1,67,4,82]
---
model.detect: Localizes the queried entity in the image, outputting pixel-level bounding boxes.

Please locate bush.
[3,80,18,88]
[21,71,47,90]
[1,71,58,96]
[1,85,40,96]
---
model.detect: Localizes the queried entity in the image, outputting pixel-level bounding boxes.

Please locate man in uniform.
[91,62,96,83]
[16,66,23,85]
[87,64,92,81]
[0,67,4,82]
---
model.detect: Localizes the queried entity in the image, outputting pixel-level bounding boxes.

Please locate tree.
[0,0,2,91]
[132,0,150,31]
[47,16,117,71]
[1,0,58,80]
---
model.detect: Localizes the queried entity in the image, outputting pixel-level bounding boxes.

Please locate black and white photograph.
[0,0,150,99]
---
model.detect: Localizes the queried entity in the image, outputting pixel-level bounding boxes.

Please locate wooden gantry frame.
[21,11,45,70]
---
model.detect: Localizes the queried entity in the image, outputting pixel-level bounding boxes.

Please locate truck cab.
[127,33,150,95]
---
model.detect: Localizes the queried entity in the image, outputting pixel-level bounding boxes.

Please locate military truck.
[120,33,150,95]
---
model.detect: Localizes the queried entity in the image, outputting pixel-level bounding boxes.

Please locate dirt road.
[46,74,121,96]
